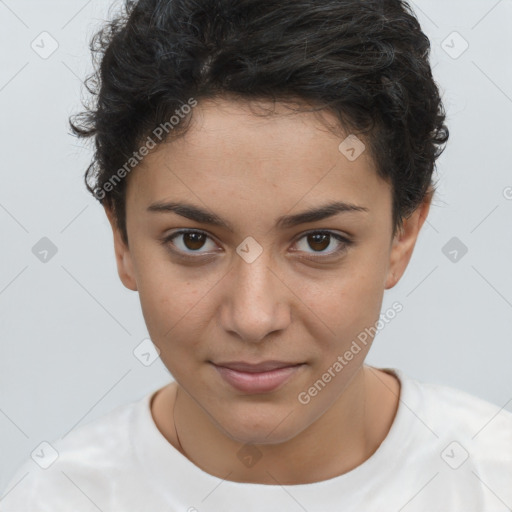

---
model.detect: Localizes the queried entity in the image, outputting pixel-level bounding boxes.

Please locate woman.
[2,0,511,510]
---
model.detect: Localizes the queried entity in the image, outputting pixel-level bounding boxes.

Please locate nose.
[219,247,291,343]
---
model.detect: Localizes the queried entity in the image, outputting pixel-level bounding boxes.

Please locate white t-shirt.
[1,368,511,512]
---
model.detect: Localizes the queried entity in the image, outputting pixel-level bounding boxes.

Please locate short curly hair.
[70,0,449,247]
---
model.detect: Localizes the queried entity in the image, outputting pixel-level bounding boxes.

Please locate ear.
[104,205,138,291]
[384,188,433,290]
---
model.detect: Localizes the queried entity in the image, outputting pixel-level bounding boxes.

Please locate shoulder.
[407,372,512,438]
[0,392,152,511]
[393,368,512,466]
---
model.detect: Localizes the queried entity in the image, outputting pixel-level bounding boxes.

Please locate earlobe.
[103,205,138,292]
[384,232,404,290]
[119,249,138,292]
[384,190,433,290]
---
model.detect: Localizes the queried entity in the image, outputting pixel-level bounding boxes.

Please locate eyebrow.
[147,200,369,231]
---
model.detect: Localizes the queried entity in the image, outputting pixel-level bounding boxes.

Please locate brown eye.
[293,230,352,257]
[161,229,217,255]
[182,232,207,250]
[307,233,331,252]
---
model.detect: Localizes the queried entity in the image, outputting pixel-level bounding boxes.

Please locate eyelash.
[159,229,353,261]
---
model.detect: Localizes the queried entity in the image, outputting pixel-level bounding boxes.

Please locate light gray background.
[1,0,511,497]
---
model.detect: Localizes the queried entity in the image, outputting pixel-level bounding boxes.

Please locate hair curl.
[70,0,449,247]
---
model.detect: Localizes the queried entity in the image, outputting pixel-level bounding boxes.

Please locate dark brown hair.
[70,0,449,246]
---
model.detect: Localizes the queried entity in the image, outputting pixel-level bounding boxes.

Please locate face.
[106,97,430,444]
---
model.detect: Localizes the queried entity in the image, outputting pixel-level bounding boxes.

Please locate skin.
[104,96,432,485]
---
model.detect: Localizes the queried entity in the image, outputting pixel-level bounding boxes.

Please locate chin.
[212,407,304,446]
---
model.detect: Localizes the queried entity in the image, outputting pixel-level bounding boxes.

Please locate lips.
[213,360,302,373]
[210,360,305,393]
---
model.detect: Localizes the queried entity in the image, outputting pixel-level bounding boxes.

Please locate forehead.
[127,97,390,214]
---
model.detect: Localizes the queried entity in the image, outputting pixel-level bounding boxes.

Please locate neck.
[170,366,399,485]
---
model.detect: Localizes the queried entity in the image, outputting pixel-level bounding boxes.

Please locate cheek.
[138,280,205,340]
[305,255,388,353]
[137,280,208,379]
[131,249,205,343]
